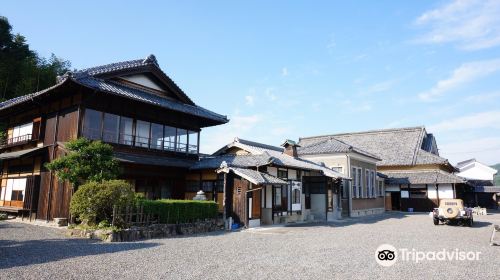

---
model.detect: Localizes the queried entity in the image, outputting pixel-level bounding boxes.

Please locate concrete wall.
[310,194,326,220]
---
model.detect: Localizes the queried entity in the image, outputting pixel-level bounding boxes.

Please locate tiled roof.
[0,55,229,125]
[222,167,288,185]
[383,170,465,185]
[299,126,439,166]
[73,54,194,105]
[208,138,349,179]
[190,154,272,170]
[414,150,449,165]
[74,76,228,124]
[297,137,380,160]
[456,158,476,169]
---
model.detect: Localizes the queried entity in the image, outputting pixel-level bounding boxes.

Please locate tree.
[45,138,120,187]
[70,180,135,225]
[0,16,71,101]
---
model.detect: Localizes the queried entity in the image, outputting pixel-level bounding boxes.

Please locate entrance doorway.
[391,192,401,211]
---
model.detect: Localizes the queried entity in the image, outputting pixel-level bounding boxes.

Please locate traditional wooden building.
[189,138,348,227]
[299,127,466,212]
[0,55,228,220]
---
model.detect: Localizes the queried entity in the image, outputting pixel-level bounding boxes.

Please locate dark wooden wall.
[231,177,249,226]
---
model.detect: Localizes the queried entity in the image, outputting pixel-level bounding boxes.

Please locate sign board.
[291,181,302,211]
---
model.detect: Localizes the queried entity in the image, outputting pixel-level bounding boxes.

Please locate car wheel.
[433,218,439,225]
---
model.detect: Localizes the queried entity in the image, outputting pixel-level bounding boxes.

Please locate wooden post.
[223,172,227,230]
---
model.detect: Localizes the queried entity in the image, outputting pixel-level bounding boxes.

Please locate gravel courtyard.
[1,212,499,280]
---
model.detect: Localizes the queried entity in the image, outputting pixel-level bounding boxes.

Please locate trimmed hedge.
[138,199,218,224]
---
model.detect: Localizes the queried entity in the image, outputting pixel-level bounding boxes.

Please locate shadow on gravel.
[436,220,492,228]
[286,212,412,228]
[0,237,160,269]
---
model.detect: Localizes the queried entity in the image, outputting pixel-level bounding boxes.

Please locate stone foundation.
[66,219,222,242]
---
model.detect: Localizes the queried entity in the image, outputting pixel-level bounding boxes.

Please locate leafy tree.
[70,180,135,225]
[45,138,120,187]
[0,16,71,101]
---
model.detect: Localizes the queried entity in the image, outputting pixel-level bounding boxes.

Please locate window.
[357,168,362,198]
[102,113,120,143]
[410,189,427,199]
[274,186,282,207]
[352,167,357,198]
[176,129,188,153]
[188,130,198,154]
[150,123,164,150]
[135,121,150,148]
[277,169,288,179]
[378,181,384,197]
[82,109,102,140]
[3,178,27,202]
[292,189,301,204]
[163,126,176,151]
[118,117,133,145]
[11,122,33,143]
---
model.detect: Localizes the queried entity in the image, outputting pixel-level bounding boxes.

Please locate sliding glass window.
[150,123,164,150]
[102,113,120,143]
[135,121,150,148]
[176,129,188,153]
[188,130,198,154]
[163,126,176,151]
[119,117,133,145]
[82,109,102,140]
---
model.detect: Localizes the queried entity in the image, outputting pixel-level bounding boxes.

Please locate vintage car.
[432,199,473,227]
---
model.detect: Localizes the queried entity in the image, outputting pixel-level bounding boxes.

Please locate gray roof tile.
[297,137,380,160]
[299,127,440,166]
[383,170,465,185]
[224,167,288,185]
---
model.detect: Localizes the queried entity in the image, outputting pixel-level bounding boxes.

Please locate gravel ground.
[1,212,500,280]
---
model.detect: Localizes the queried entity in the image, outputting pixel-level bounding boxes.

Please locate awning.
[217,162,288,186]
[114,152,195,168]
[384,170,465,185]
[0,146,47,160]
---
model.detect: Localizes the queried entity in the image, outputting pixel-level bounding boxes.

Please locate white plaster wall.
[122,74,164,91]
[457,164,496,181]
[427,185,437,199]
[267,167,277,177]
[288,169,297,180]
[438,184,454,199]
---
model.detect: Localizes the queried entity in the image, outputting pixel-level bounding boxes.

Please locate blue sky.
[3,1,500,164]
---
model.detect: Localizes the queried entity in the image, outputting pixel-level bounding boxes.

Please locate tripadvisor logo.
[375,244,481,267]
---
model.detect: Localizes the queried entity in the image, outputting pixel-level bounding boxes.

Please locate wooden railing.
[0,134,33,148]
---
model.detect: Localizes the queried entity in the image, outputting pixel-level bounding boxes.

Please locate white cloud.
[265,87,277,101]
[418,59,500,101]
[465,91,500,103]
[439,137,500,165]
[281,67,289,77]
[415,0,500,50]
[428,111,500,132]
[245,95,254,106]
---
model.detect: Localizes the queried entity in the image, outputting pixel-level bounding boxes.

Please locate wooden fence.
[111,205,157,228]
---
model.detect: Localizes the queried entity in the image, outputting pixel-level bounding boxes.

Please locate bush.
[0,213,7,220]
[70,180,135,225]
[137,199,218,224]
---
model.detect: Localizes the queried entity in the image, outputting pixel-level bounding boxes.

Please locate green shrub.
[70,180,135,225]
[0,213,7,220]
[137,199,218,224]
